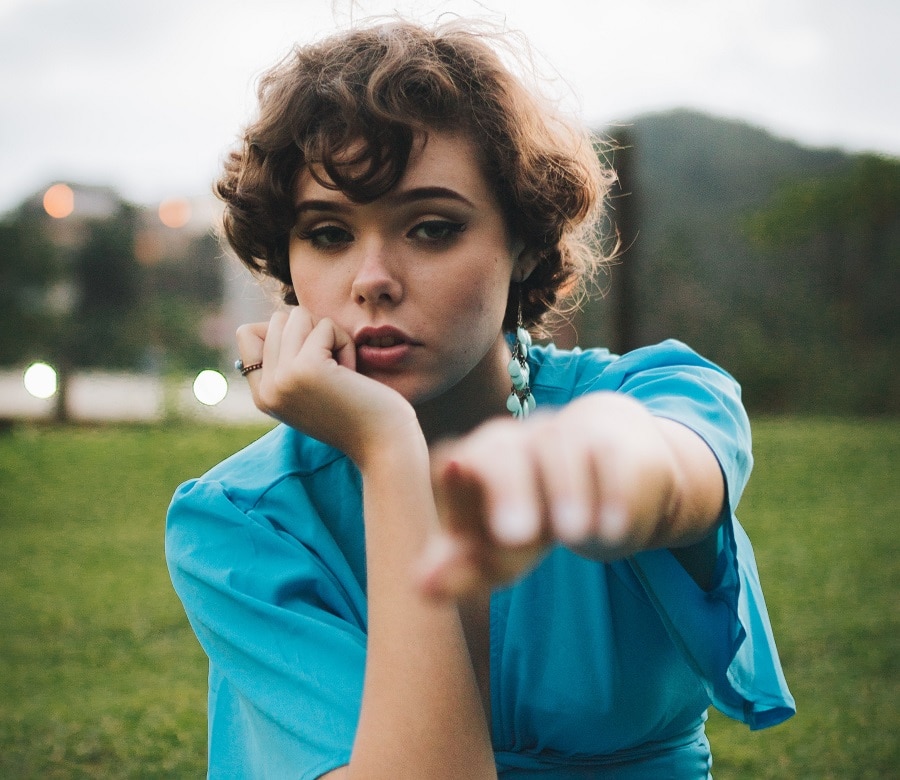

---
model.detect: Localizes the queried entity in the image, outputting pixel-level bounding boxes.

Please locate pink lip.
[354,326,419,372]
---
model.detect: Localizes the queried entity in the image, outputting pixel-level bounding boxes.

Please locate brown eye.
[297,225,353,249]
[409,220,466,242]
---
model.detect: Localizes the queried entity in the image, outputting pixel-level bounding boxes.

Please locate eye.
[296,225,353,249]
[409,219,466,242]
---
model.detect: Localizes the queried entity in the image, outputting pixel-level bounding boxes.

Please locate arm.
[343,433,494,778]
[239,309,495,779]
[318,434,494,779]
[416,347,795,732]
[649,414,725,589]
[418,391,725,597]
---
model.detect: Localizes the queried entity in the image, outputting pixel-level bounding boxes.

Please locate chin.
[361,371,429,406]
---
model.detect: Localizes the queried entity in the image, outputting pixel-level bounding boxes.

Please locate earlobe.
[512,247,540,283]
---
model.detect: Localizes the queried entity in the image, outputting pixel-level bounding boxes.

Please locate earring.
[506,294,536,419]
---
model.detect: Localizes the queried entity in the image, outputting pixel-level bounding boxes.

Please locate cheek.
[443,272,510,336]
[478,256,515,315]
[289,259,343,314]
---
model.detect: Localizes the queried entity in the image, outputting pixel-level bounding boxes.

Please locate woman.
[166,20,794,779]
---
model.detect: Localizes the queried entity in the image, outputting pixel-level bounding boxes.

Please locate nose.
[350,239,403,306]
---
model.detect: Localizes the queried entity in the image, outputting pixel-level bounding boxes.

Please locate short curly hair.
[215,19,614,330]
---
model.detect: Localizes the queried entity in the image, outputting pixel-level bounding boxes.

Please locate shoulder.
[175,424,350,512]
[165,425,359,569]
[530,340,751,501]
[529,339,737,403]
[527,342,616,404]
[165,424,366,595]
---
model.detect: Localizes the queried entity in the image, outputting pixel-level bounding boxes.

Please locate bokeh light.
[23,362,58,399]
[158,197,192,228]
[43,183,74,219]
[193,369,228,406]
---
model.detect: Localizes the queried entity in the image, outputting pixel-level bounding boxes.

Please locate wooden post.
[610,132,640,354]
[53,356,71,424]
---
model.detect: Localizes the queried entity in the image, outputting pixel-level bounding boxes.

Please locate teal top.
[166,340,794,779]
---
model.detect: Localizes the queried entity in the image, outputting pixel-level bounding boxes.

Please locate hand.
[236,307,419,466]
[416,392,686,599]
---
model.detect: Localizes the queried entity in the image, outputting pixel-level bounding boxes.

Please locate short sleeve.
[627,523,795,729]
[586,340,795,729]
[165,477,366,779]
[584,339,752,514]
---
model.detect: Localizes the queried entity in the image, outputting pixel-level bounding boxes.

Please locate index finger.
[235,321,268,364]
[236,318,276,401]
[431,425,542,547]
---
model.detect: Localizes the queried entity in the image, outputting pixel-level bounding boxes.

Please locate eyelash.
[295,225,351,249]
[295,219,467,250]
[410,219,467,242]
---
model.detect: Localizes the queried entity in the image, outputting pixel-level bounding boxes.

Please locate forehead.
[295,131,496,206]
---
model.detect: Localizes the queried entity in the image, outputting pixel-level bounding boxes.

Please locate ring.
[235,358,263,377]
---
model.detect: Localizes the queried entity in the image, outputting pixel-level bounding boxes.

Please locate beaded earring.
[506,295,536,419]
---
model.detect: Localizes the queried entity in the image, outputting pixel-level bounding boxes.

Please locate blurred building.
[31,182,275,359]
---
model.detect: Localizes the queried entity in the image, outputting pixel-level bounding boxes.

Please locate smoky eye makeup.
[407,219,467,242]
[294,223,353,249]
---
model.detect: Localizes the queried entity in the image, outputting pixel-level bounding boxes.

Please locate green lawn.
[704,418,899,779]
[0,418,897,778]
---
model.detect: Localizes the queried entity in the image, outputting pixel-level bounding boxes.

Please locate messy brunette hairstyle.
[216,20,614,330]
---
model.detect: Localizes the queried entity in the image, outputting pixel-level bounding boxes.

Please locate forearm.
[417,391,730,600]
[651,416,726,549]
[347,433,496,779]
[637,416,725,591]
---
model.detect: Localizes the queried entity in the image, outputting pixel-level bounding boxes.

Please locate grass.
[704,418,899,778]
[0,418,897,778]
[0,424,272,779]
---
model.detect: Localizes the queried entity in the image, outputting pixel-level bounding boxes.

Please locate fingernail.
[414,536,456,595]
[599,503,628,543]
[492,503,539,545]
[418,534,456,573]
[554,500,589,541]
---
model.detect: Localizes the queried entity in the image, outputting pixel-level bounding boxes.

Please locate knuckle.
[235,326,253,349]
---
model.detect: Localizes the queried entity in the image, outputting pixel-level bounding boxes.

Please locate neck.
[415,333,512,445]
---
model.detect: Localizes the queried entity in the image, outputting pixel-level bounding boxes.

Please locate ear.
[512,246,540,283]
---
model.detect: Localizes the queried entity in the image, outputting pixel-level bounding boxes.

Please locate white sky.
[0,0,897,213]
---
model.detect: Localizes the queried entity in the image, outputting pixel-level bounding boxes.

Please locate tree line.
[2,110,897,414]
[576,111,899,415]
[1,192,223,377]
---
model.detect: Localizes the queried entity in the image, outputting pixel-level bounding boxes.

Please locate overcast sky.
[1,0,897,213]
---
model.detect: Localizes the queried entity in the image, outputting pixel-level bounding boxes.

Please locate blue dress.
[166,340,794,779]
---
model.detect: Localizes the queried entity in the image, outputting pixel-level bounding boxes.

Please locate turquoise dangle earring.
[506,294,536,419]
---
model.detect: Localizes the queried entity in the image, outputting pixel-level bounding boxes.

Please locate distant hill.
[625,109,849,220]
[575,109,898,413]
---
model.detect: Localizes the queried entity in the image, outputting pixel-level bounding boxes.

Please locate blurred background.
[1,0,897,419]
[0,1,897,777]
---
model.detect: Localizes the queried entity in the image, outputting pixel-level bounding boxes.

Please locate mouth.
[354,326,417,349]
[362,334,404,348]
[354,326,418,372]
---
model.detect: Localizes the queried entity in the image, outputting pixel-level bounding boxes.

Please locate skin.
[235,131,725,778]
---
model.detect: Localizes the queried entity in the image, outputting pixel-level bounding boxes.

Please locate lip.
[354,325,419,372]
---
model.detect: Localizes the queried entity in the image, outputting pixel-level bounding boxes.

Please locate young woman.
[166,20,794,779]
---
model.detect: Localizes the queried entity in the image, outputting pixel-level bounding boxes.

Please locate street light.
[43,183,74,219]
[23,362,58,399]
[193,369,228,406]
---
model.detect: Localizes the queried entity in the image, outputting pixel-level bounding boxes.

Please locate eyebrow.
[295,186,476,214]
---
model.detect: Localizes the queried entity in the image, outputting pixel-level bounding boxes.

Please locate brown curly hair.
[215,19,614,330]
